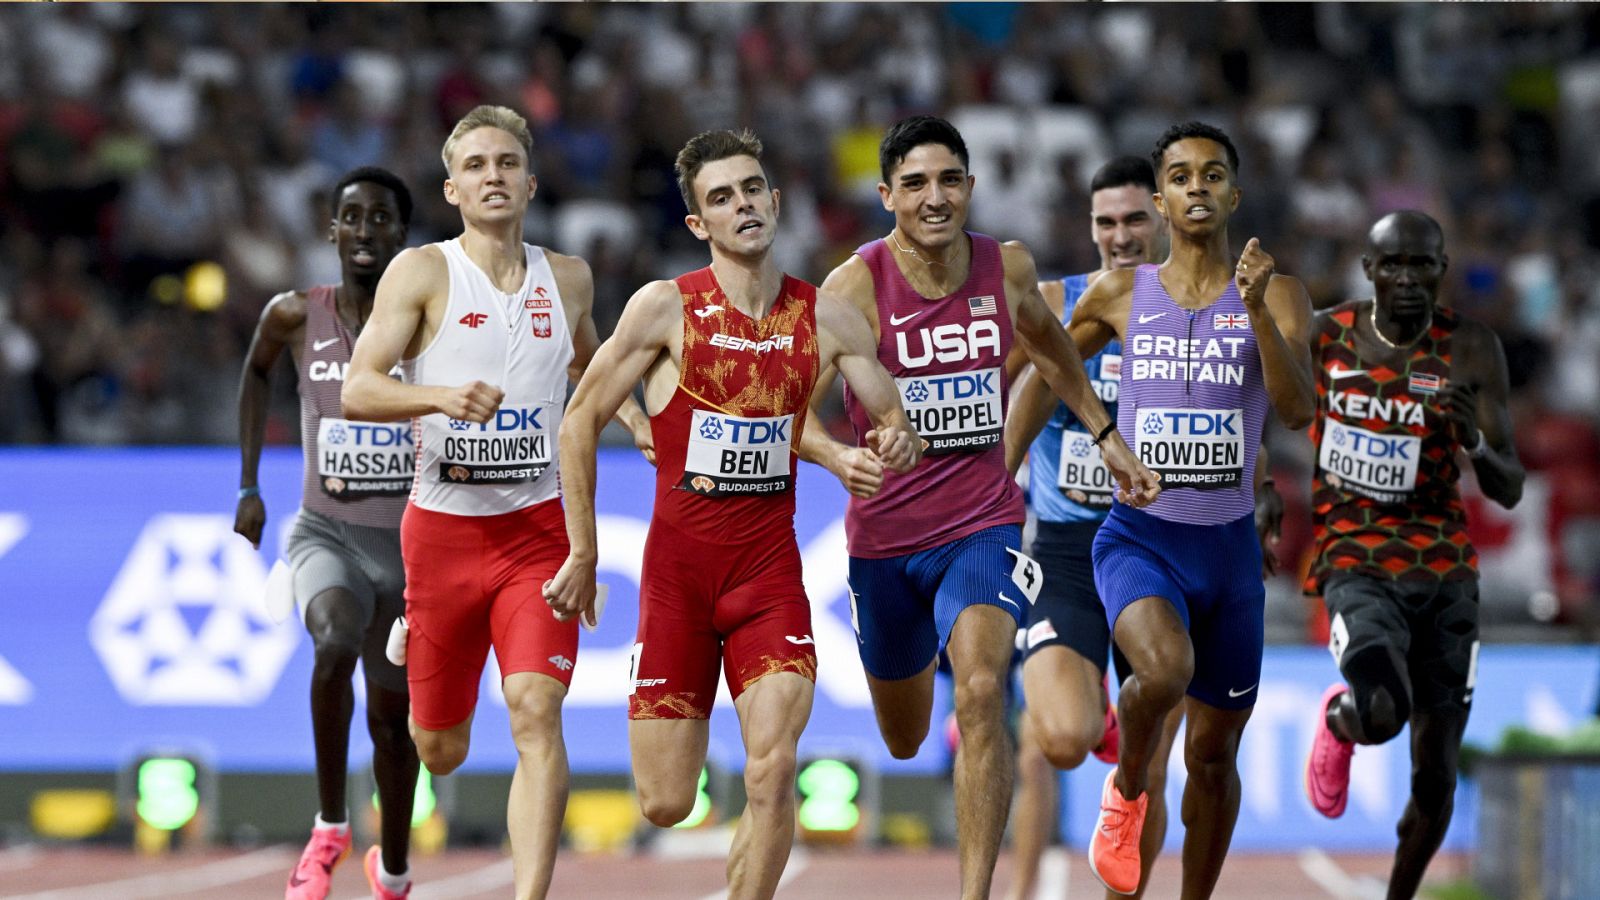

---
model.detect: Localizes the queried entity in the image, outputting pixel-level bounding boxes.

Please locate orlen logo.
[459,312,489,329]
[456,407,544,432]
[896,321,1001,368]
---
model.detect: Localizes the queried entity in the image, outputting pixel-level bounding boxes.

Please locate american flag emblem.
[1409,372,1442,395]
[1214,312,1250,330]
[968,295,997,317]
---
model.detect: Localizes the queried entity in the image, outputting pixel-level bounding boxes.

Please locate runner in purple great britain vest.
[1064,123,1317,898]
[799,115,1160,900]
[233,168,422,900]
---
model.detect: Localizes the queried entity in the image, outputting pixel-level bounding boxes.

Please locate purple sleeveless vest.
[842,233,1025,557]
[1119,264,1268,525]
[296,286,409,527]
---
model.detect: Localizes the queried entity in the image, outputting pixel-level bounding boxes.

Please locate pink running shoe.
[364,845,411,899]
[1093,677,1120,765]
[286,825,351,900]
[1305,684,1356,818]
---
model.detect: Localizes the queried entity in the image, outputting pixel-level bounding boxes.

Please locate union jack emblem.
[1214,313,1250,330]
[968,295,997,317]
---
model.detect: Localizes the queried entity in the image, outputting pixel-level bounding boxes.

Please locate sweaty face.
[686,155,778,258]
[1152,138,1238,236]
[1363,222,1446,320]
[444,126,534,223]
[331,182,406,279]
[881,143,972,251]
[1091,184,1164,269]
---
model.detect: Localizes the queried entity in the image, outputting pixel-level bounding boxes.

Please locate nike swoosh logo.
[1228,684,1257,698]
[1329,368,1366,380]
[1137,313,1166,324]
[312,338,339,351]
[888,311,922,326]
[996,592,1019,610]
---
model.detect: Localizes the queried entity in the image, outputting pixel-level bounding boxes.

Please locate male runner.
[544,128,919,900]
[1001,155,1182,900]
[234,166,419,900]
[343,105,647,900]
[1304,211,1523,899]
[799,115,1161,900]
[1069,122,1316,896]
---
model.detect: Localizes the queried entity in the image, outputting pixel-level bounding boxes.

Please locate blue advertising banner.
[1,448,1595,851]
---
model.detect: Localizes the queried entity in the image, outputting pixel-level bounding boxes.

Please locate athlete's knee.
[366,701,410,751]
[1410,763,1457,818]
[637,780,698,828]
[504,680,564,751]
[1342,646,1410,744]
[743,745,798,813]
[309,629,362,677]
[952,666,1007,725]
[412,728,468,775]
[1033,716,1099,771]
[882,727,927,761]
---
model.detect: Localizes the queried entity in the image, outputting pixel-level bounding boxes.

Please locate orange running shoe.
[1088,768,1147,895]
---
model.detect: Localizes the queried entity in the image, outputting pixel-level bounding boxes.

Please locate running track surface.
[0,845,1469,899]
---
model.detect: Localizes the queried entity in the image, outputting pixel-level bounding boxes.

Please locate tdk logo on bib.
[683,409,794,496]
[1136,407,1244,490]
[453,408,544,432]
[698,416,789,445]
[1142,410,1238,436]
[323,422,411,447]
[1319,421,1421,503]
[897,367,1002,456]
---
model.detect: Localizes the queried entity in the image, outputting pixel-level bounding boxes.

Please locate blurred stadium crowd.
[0,3,1596,619]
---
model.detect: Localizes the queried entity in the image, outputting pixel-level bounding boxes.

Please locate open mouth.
[483,192,511,206]
[350,247,377,265]
[1185,205,1213,221]
[737,220,763,234]
[922,213,951,226]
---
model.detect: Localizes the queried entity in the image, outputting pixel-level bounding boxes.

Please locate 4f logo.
[548,655,574,671]
[459,312,488,329]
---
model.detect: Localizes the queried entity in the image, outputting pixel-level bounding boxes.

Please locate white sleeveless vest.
[402,239,573,516]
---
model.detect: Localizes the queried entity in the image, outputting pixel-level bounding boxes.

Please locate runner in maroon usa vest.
[233,167,421,900]
[1303,211,1523,900]
[799,115,1159,900]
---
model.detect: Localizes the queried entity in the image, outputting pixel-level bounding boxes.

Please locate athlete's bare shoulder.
[383,244,448,300]
[1038,279,1067,318]
[618,279,686,344]
[820,253,876,319]
[999,239,1041,283]
[260,289,309,331]
[543,248,594,292]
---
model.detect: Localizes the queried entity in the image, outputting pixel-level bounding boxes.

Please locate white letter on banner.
[0,514,34,703]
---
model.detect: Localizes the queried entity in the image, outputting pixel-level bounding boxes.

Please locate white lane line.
[1296,847,1385,900]
[0,845,41,873]
[1033,846,1070,900]
[409,858,516,899]
[694,848,809,900]
[0,847,293,900]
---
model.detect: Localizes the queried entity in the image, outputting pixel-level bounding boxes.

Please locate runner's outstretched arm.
[234,291,304,548]
[546,281,678,624]
[816,290,920,476]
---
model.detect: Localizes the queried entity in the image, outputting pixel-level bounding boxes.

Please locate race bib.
[681,409,794,496]
[438,403,552,484]
[1318,419,1421,504]
[1134,407,1244,490]
[897,366,1002,456]
[1056,427,1115,507]
[316,418,414,498]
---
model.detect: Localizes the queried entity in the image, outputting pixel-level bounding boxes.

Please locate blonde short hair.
[441,105,534,175]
